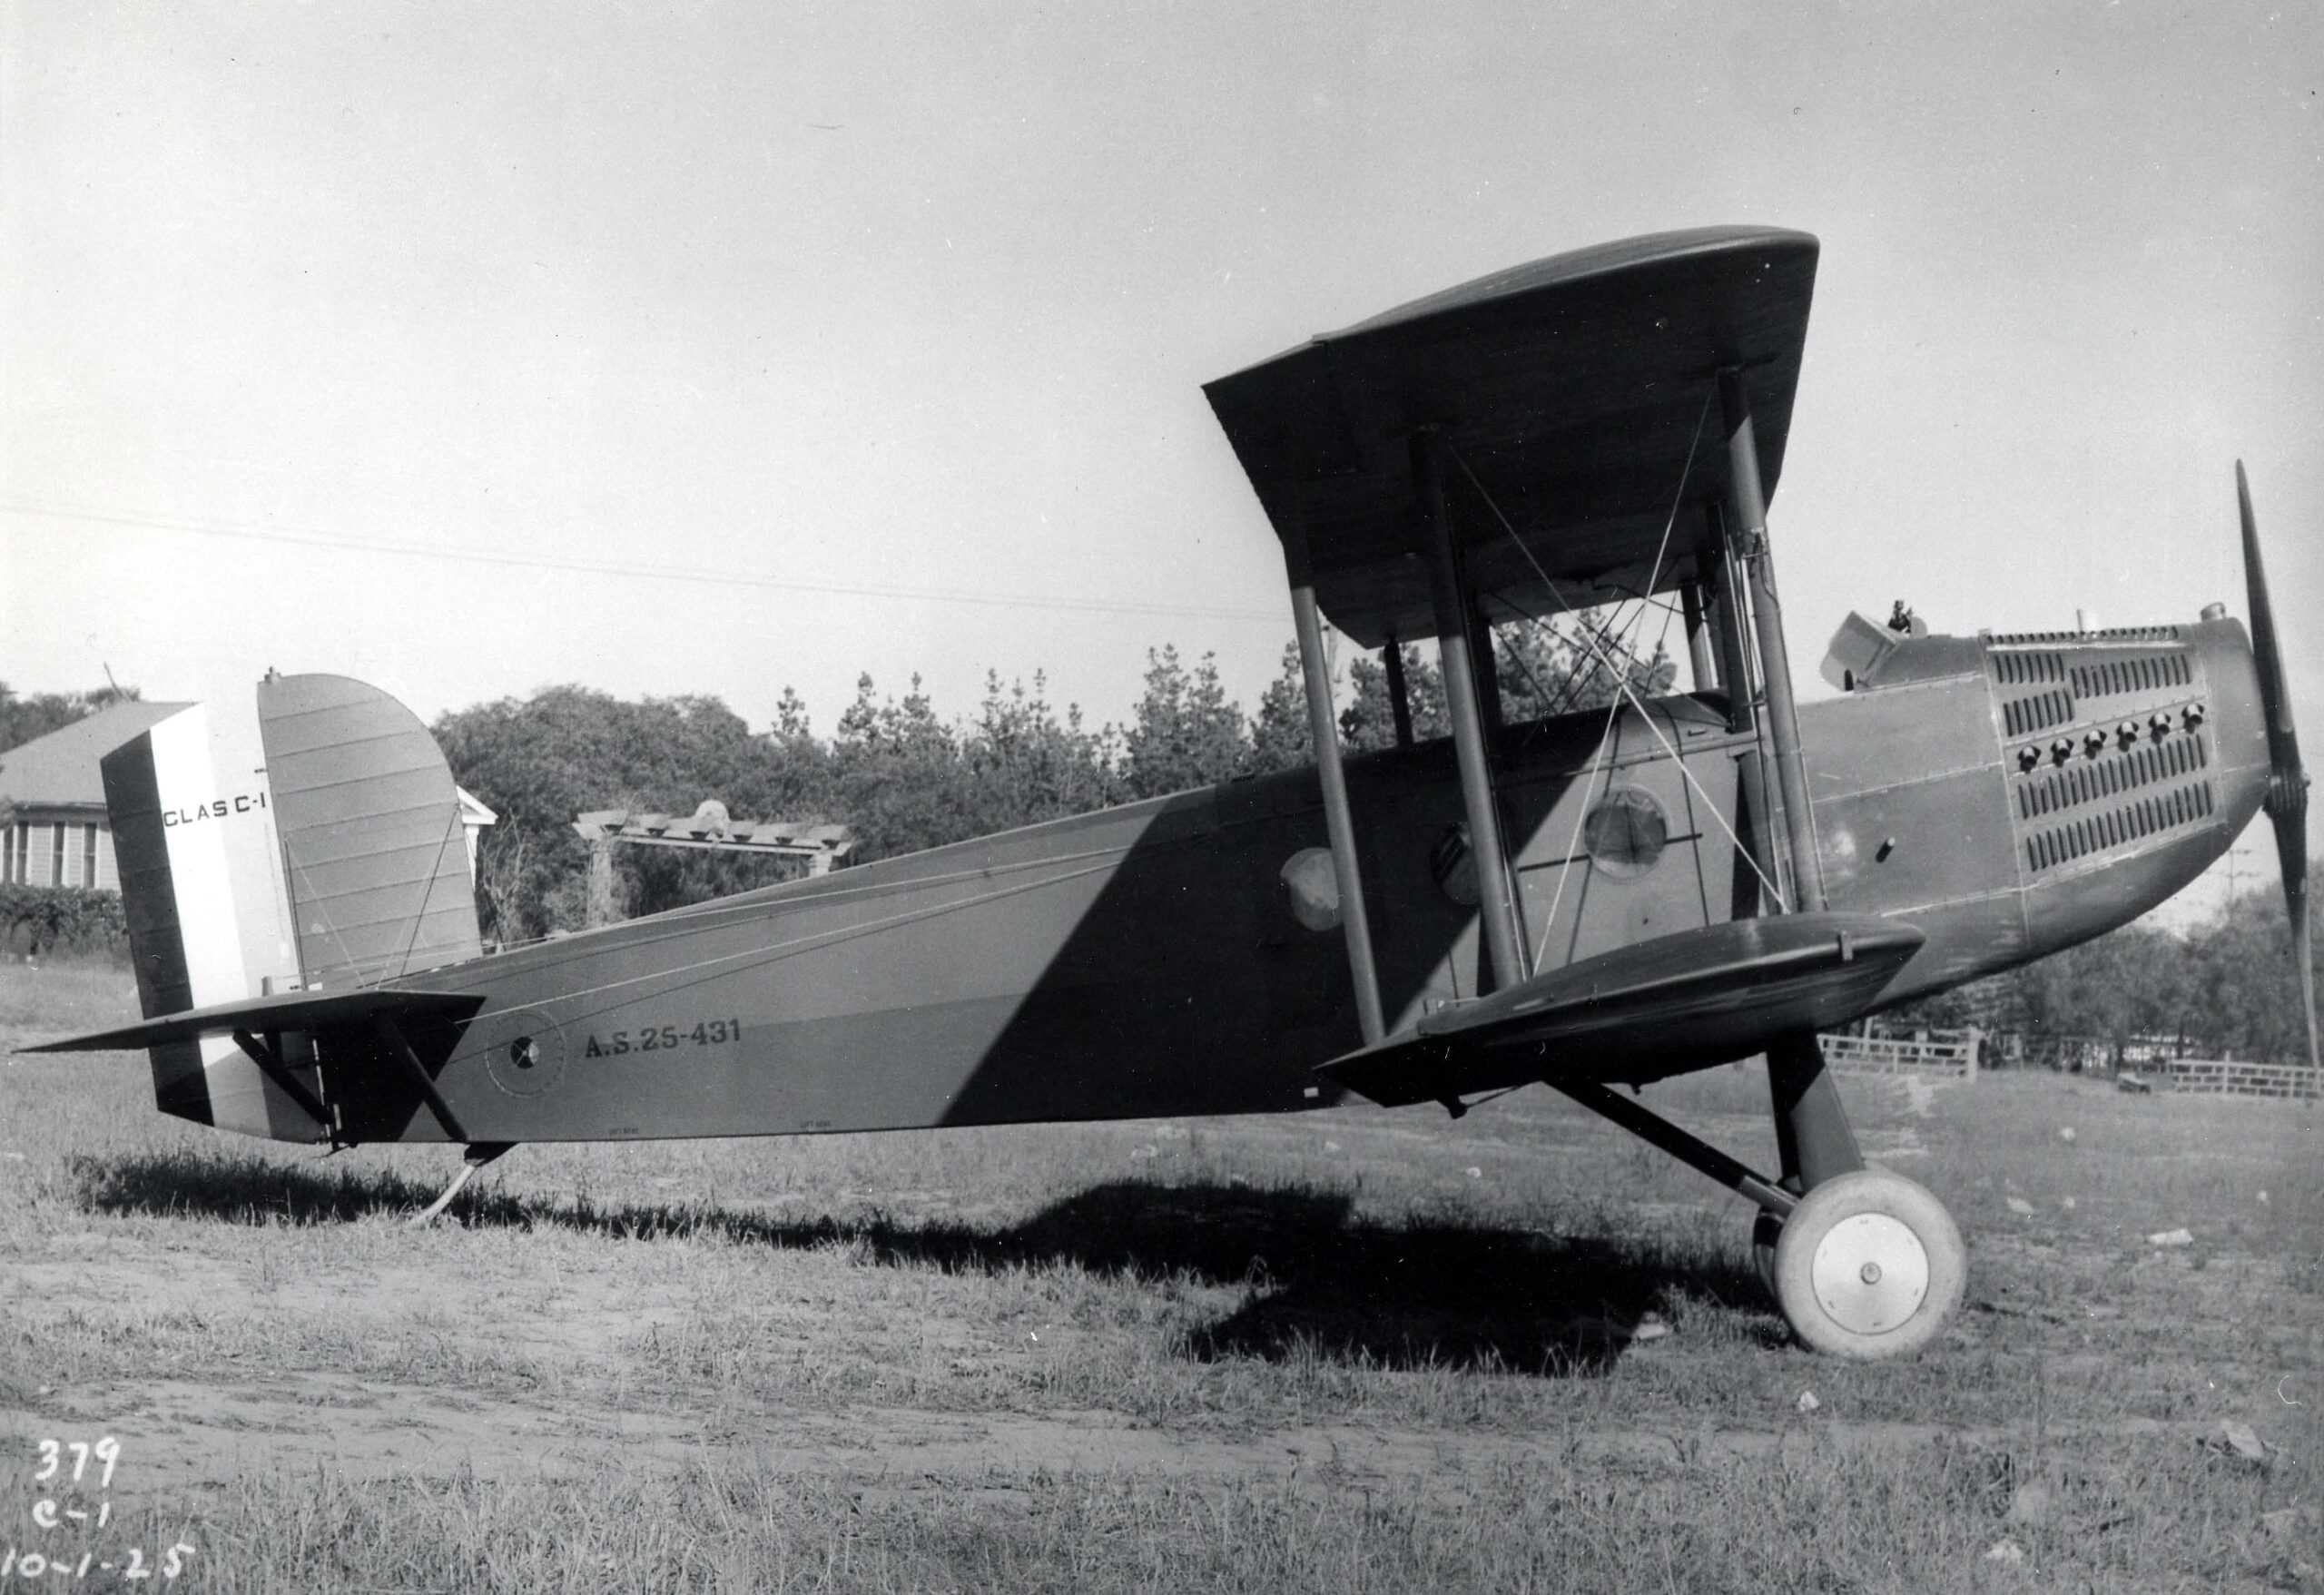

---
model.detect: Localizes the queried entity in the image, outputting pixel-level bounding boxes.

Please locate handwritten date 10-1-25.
[13,1435,200,1581]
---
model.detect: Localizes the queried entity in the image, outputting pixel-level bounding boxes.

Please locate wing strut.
[1415,427,1528,990]
[1283,499,1387,1047]
[371,1015,468,1144]
[1382,632,1415,748]
[1718,366,1864,1187]
[231,1028,330,1132]
[1704,502,1757,736]
[1680,583,1719,693]
[1721,366,1827,911]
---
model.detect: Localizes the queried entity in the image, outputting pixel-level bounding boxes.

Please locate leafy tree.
[960,672,1121,829]
[2185,891,2319,1064]
[0,883,125,954]
[2010,924,2197,1054]
[772,685,814,743]
[1892,890,2321,1067]
[830,673,983,861]
[1251,637,1451,769]
[434,687,828,938]
[1121,647,1248,799]
[1342,644,1448,752]
[0,682,141,754]
[1270,610,1675,769]
[1494,615,1676,721]
[1247,644,1314,775]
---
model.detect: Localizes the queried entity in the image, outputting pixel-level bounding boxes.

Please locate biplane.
[29,227,2312,1358]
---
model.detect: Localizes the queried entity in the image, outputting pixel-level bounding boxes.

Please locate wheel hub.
[1809,1213,1929,1334]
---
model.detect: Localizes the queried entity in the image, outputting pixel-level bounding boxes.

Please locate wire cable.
[1444,432,1789,913]
[1,495,1288,626]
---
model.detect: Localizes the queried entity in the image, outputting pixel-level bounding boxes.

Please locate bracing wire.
[1443,414,1791,916]
[1478,590,1626,975]
[389,812,468,980]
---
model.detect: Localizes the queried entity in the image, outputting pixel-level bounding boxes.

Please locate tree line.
[431,624,1675,940]
[1894,893,2318,1068]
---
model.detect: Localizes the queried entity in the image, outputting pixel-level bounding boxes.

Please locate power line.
[1,495,1289,626]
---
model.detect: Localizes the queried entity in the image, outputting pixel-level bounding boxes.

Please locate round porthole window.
[1279,847,1342,931]
[1583,787,1668,879]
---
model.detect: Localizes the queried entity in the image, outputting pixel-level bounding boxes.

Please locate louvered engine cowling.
[1988,628,2217,879]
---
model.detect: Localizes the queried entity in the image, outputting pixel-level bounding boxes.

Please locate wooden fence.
[1818,1029,1979,1081]
[2121,1058,2322,1100]
[1809,1026,2320,1102]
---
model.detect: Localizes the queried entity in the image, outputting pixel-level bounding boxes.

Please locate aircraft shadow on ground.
[74,1150,1777,1374]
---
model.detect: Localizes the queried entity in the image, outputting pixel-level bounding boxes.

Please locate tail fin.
[103,701,305,1134]
[99,674,479,1139]
[257,674,481,989]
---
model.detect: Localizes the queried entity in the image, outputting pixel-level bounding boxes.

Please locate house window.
[8,823,22,883]
[52,823,67,887]
[84,825,99,887]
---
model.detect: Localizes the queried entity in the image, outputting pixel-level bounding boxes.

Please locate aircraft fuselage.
[238,612,2268,1147]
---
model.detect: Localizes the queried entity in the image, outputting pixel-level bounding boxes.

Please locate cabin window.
[51,823,66,887]
[1583,788,1668,879]
[83,825,99,887]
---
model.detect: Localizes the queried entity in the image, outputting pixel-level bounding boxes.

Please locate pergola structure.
[574,804,853,928]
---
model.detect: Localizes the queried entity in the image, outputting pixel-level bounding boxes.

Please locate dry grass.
[2,958,2319,1591]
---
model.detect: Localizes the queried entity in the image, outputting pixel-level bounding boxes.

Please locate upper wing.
[1203,227,1817,647]
[1318,911,1921,1106]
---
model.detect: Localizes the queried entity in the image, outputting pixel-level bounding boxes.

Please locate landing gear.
[1759,1033,1962,1356]
[1751,1210,1783,1298]
[1771,1168,1965,1358]
[1557,1032,1968,1359]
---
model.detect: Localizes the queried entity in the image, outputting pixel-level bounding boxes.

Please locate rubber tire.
[1772,1168,1967,1360]
[1751,1210,1784,1301]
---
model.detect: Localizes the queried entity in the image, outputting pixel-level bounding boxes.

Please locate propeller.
[2237,460,2318,1070]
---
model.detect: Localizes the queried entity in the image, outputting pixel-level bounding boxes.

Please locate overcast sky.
[5,2,2319,909]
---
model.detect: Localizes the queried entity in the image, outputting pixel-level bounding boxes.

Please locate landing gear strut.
[1556,1031,1966,1358]
[1755,1031,1965,1354]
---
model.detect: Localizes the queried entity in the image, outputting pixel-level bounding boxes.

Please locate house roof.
[0,701,192,809]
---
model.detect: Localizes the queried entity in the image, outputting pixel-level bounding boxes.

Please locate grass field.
[2,958,2319,1591]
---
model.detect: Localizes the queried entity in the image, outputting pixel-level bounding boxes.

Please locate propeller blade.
[2237,460,2317,1069]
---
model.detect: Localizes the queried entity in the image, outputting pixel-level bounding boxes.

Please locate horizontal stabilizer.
[1320,913,1923,1107]
[23,986,483,1054]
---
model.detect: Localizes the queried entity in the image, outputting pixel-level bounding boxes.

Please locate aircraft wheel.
[1750,1210,1783,1300]
[1772,1169,1965,1360]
